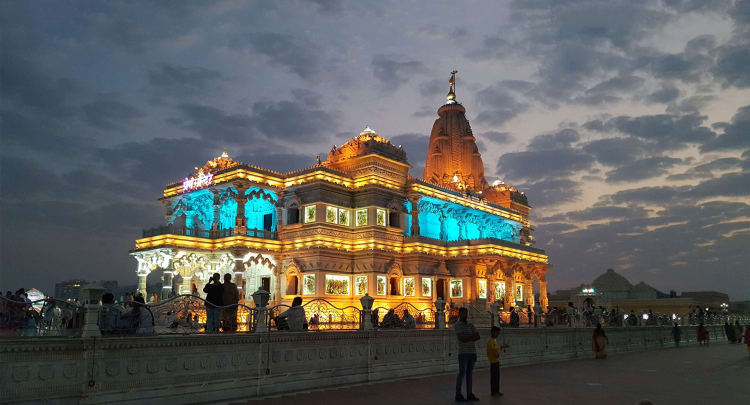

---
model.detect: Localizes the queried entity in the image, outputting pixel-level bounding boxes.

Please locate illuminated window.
[450,279,463,298]
[403,277,415,296]
[356,209,368,226]
[302,274,316,295]
[421,277,432,297]
[325,275,349,295]
[338,209,350,226]
[478,279,487,299]
[515,284,523,302]
[304,205,316,223]
[495,281,506,300]
[376,209,386,226]
[326,206,337,224]
[376,275,386,295]
[354,275,367,296]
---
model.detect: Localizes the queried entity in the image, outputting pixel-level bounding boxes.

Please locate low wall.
[0,325,727,404]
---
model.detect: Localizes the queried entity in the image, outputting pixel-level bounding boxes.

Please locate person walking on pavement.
[455,307,480,402]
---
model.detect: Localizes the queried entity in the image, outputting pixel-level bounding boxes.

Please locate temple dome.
[325,126,408,165]
[630,281,658,299]
[591,269,633,293]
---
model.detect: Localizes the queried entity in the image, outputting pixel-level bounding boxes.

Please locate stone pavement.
[236,343,749,405]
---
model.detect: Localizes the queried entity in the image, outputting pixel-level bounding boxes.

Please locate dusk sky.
[1,1,749,300]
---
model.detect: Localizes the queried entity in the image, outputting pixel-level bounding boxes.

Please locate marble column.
[137,272,148,298]
[407,194,421,237]
[539,281,549,311]
[161,271,174,300]
[211,189,221,231]
[275,191,286,231]
[234,191,247,236]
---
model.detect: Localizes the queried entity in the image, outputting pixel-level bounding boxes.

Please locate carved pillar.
[504,281,515,310]
[137,271,148,298]
[525,280,534,308]
[539,280,549,312]
[275,191,286,232]
[233,185,248,236]
[407,194,421,237]
[161,271,174,300]
[234,257,245,300]
[211,189,221,231]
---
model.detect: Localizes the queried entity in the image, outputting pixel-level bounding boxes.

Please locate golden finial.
[447,69,458,102]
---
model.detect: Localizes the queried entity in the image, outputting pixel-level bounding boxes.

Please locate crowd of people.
[0,288,86,336]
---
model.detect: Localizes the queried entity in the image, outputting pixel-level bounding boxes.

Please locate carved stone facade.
[133,84,550,313]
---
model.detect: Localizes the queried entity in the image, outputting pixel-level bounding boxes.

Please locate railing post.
[360,293,374,330]
[81,284,104,338]
[435,297,446,329]
[252,288,270,332]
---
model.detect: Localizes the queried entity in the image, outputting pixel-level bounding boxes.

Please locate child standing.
[487,326,510,397]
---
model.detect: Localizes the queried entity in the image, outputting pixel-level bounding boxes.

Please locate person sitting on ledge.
[277,297,307,332]
[99,292,124,334]
[381,309,402,328]
[402,309,416,329]
[509,306,519,328]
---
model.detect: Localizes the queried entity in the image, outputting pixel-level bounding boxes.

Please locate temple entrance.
[436,279,446,299]
[261,277,271,292]
[389,277,399,295]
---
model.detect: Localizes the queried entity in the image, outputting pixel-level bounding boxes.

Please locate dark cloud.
[714,46,750,88]
[497,148,594,181]
[666,95,714,114]
[147,64,225,97]
[701,105,750,151]
[371,54,427,90]
[517,178,582,208]
[646,86,680,103]
[582,137,648,166]
[479,131,515,144]
[231,32,320,79]
[389,133,429,176]
[605,156,682,183]
[575,75,645,105]
[565,206,650,222]
[82,98,144,130]
[418,79,447,99]
[465,34,513,60]
[527,129,579,151]
[474,83,529,125]
[172,90,336,144]
[607,113,716,150]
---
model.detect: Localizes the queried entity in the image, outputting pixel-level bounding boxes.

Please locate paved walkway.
[237,343,749,405]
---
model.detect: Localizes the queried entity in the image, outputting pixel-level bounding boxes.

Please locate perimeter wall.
[0,325,728,404]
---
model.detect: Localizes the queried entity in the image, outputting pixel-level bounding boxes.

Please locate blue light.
[404,199,413,236]
[169,189,214,230]
[417,196,521,243]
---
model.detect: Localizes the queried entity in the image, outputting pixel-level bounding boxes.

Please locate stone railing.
[0,324,729,404]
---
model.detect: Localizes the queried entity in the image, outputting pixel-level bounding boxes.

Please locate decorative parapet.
[0,325,729,404]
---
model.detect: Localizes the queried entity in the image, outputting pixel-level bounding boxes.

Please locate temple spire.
[446,69,458,103]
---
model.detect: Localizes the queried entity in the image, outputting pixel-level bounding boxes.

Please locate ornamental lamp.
[251,288,270,308]
[360,293,374,311]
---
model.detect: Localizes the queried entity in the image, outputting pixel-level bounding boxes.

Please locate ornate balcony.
[141,225,277,240]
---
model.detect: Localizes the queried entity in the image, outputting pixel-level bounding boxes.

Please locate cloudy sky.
[2,0,749,300]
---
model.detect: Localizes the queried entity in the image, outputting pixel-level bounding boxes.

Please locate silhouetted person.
[454,307,480,402]
[697,323,709,346]
[509,306,519,328]
[671,323,681,347]
[203,273,223,333]
[592,323,608,359]
[402,309,416,329]
[221,273,239,332]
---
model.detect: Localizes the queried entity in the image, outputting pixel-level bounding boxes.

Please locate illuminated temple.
[131,72,550,317]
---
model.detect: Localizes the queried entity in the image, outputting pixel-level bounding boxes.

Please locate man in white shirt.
[278,296,307,331]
